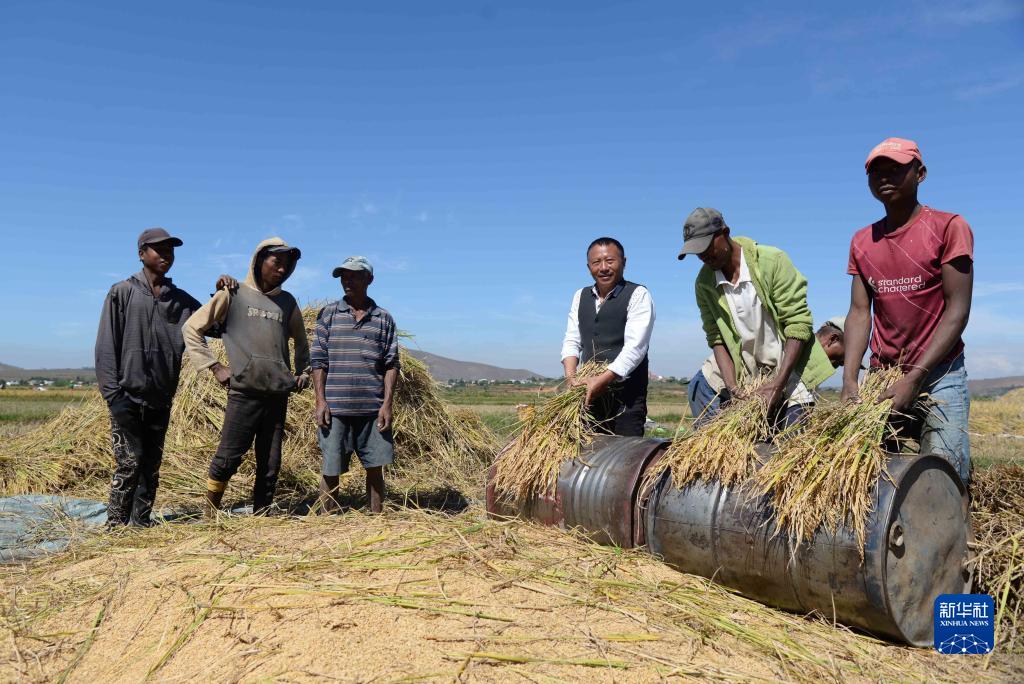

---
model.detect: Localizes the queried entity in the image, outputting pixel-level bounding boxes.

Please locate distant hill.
[403,350,546,382]
[1,352,548,385]
[968,376,1024,397]
[0,363,96,382]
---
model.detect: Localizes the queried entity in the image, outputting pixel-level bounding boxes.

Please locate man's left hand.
[377,404,393,432]
[878,373,924,414]
[215,274,239,291]
[752,382,784,411]
[583,371,618,407]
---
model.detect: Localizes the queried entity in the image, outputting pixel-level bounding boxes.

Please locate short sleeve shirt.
[847,206,973,368]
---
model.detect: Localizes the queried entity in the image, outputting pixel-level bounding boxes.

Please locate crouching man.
[677,208,834,432]
[688,317,848,425]
[184,238,310,515]
[313,257,399,514]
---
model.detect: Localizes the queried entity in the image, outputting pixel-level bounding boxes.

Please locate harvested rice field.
[2,355,1023,681]
[2,508,1022,683]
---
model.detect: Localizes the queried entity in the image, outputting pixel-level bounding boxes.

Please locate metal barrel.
[643,452,972,646]
[486,435,668,548]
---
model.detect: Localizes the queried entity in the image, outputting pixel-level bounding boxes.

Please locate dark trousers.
[590,382,648,437]
[209,391,288,511]
[107,397,171,526]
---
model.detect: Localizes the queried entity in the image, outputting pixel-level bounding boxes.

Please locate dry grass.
[490,361,606,502]
[0,307,497,510]
[1,507,1021,682]
[971,388,1024,467]
[970,464,1024,654]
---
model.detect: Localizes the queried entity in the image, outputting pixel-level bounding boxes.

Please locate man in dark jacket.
[184,237,310,515]
[95,228,235,527]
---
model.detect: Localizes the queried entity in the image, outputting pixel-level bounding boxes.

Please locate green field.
[0,389,87,429]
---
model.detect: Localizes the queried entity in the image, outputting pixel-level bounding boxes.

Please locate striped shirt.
[311,298,400,416]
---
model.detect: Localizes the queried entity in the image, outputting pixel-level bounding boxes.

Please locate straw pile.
[0,306,496,508]
[755,367,903,554]
[491,361,606,502]
[644,375,775,496]
[3,509,1020,682]
[970,464,1024,653]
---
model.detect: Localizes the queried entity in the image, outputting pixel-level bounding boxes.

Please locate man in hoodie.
[677,208,834,431]
[95,228,237,527]
[184,237,311,515]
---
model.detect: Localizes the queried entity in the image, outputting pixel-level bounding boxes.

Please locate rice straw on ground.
[970,463,1024,653]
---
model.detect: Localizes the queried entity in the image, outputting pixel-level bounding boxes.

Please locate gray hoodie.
[183,237,310,395]
[95,271,202,408]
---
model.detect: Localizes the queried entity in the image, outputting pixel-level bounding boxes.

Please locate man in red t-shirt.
[842,137,974,484]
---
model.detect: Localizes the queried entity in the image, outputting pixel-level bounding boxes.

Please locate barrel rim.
[878,452,970,647]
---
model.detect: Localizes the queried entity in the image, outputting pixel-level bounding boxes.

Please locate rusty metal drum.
[486,435,668,548]
[642,452,972,646]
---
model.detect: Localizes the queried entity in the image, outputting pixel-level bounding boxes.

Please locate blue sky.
[2,1,1022,379]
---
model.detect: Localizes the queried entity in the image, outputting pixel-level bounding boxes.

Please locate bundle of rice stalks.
[0,306,496,509]
[490,361,607,502]
[643,375,774,496]
[755,367,904,555]
[970,464,1024,653]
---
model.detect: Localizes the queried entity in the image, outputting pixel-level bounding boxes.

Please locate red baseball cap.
[865,137,922,172]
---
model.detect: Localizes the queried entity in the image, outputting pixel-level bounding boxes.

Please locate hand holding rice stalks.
[755,367,904,556]
[491,361,607,502]
[643,375,775,496]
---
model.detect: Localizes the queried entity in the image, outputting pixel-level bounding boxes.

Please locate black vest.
[578,281,649,391]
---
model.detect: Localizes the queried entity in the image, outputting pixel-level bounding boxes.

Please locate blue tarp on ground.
[0,495,108,562]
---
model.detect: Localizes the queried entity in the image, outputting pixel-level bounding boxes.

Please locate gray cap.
[264,244,302,260]
[332,255,373,277]
[677,207,725,260]
[824,315,847,333]
[137,227,183,250]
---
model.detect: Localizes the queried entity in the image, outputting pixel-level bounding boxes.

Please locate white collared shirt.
[561,283,655,380]
[701,250,812,405]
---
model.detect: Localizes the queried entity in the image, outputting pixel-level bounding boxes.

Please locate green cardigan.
[694,236,833,391]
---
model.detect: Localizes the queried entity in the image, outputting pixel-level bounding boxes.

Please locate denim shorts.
[318,415,394,475]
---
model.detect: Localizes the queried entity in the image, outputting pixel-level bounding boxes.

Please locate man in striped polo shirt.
[312,256,400,513]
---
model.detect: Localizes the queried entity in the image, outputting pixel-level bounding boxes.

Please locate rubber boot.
[204,479,226,519]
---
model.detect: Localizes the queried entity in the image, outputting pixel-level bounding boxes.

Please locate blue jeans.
[890,357,971,485]
[687,370,809,432]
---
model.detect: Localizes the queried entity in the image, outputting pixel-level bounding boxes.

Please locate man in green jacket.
[677,207,834,428]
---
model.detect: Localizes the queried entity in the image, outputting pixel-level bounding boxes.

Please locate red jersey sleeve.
[847,233,862,276]
[941,215,974,264]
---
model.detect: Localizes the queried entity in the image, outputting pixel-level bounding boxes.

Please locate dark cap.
[137,227,183,250]
[677,208,725,260]
[263,245,302,260]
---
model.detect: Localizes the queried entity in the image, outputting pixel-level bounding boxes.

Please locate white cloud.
[955,73,1024,100]
[974,281,1024,297]
[281,213,305,231]
[919,0,1024,26]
